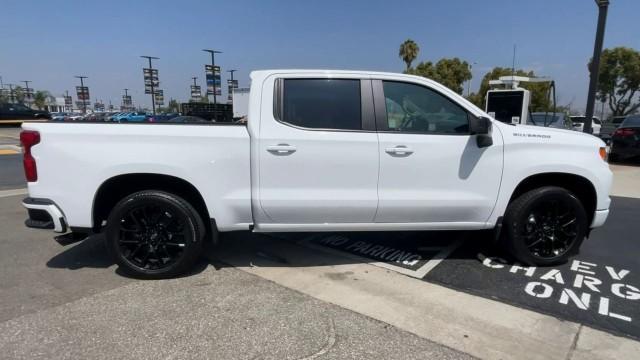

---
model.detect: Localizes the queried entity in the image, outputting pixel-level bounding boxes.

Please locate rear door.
[373,79,503,226]
[257,75,379,224]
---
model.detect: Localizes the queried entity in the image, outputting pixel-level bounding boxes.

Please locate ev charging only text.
[479,254,639,322]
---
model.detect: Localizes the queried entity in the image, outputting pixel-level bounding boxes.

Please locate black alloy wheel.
[503,186,588,266]
[522,199,578,259]
[105,191,205,279]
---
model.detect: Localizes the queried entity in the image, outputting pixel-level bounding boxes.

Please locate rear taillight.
[20,130,40,182]
[612,128,637,137]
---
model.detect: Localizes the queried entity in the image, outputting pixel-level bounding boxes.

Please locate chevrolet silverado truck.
[20,70,612,278]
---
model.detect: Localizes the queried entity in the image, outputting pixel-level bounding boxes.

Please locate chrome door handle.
[385,146,414,155]
[267,144,297,154]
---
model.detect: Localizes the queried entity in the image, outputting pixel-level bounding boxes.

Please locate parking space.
[295,195,640,340]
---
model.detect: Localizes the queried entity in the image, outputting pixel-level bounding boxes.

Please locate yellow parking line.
[0,149,19,155]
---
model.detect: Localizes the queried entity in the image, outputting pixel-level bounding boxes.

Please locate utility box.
[486,89,530,124]
[232,87,250,118]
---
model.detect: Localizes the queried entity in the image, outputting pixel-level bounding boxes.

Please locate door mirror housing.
[470,115,491,135]
[470,115,493,148]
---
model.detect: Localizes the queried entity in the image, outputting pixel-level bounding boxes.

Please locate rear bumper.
[22,197,67,233]
[591,209,609,228]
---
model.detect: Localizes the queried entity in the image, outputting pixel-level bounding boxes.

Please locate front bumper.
[591,209,609,228]
[22,197,67,233]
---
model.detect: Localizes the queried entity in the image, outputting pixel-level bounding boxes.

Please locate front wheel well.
[92,173,212,236]
[508,173,597,225]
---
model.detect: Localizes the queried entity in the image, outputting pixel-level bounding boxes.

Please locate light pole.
[22,80,32,107]
[227,69,237,103]
[7,84,15,103]
[202,49,222,104]
[141,56,159,115]
[75,75,88,114]
[584,0,609,134]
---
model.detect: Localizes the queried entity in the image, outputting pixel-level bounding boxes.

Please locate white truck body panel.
[21,123,252,231]
[22,69,612,235]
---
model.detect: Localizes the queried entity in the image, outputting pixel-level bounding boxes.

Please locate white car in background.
[571,116,602,135]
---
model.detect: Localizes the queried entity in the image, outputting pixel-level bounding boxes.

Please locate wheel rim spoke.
[522,197,580,260]
[116,202,188,271]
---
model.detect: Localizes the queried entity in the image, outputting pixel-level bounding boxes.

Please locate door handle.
[385,146,414,155]
[267,144,297,154]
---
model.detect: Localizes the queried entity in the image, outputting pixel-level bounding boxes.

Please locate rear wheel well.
[508,173,597,224]
[92,174,212,237]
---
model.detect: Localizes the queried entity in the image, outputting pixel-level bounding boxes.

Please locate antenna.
[511,44,516,76]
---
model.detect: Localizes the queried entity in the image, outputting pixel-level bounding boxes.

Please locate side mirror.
[470,115,493,148]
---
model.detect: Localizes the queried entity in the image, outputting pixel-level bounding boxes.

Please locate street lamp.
[583,0,609,134]
[141,56,159,115]
[75,76,88,114]
[202,49,222,104]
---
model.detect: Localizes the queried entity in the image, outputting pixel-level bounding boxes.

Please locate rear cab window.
[277,78,362,130]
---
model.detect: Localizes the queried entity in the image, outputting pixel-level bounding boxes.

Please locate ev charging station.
[485,75,555,125]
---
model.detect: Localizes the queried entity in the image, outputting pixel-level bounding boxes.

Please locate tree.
[468,67,553,112]
[399,39,420,72]
[595,47,640,116]
[33,91,50,110]
[409,58,472,94]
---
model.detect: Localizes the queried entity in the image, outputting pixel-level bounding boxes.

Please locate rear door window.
[281,79,361,130]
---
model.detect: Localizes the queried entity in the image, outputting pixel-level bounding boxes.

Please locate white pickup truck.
[21,70,612,278]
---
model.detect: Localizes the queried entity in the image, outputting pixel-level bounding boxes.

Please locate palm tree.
[399,39,420,72]
[33,91,49,110]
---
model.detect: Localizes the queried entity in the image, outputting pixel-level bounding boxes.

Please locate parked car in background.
[528,112,573,130]
[147,113,180,122]
[609,115,640,162]
[600,115,628,144]
[68,113,84,121]
[114,112,148,122]
[81,112,111,122]
[570,116,602,135]
[50,112,70,121]
[0,103,51,123]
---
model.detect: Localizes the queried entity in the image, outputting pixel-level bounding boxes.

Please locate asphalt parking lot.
[1,125,640,359]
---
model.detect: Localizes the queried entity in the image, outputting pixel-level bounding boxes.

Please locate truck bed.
[21,122,253,231]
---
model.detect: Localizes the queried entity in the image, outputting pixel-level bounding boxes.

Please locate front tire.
[105,191,205,279]
[503,186,587,266]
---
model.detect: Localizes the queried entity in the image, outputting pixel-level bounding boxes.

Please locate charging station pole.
[584,0,609,134]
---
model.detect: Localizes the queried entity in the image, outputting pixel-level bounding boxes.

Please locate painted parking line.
[0,149,19,155]
[298,232,464,278]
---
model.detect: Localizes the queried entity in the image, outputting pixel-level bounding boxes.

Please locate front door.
[257,76,379,224]
[374,79,503,226]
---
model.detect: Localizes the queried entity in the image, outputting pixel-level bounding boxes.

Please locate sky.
[1,0,639,111]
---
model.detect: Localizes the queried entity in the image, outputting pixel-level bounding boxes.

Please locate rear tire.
[503,186,587,266]
[105,190,205,279]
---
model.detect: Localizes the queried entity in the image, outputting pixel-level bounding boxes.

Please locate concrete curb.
[216,234,640,360]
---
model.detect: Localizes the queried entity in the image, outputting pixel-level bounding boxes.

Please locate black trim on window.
[372,79,473,135]
[372,79,387,132]
[360,79,376,131]
[271,77,378,133]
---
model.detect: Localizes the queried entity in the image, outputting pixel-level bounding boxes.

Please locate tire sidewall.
[105,191,204,279]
